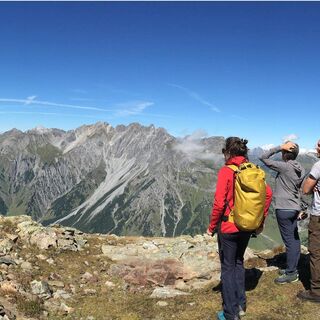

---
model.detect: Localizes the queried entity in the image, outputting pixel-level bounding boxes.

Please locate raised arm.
[259,142,296,172]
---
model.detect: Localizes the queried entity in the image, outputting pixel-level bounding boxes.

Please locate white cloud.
[115,101,154,116]
[299,148,317,154]
[25,96,37,105]
[173,129,223,161]
[169,83,221,113]
[260,144,275,150]
[282,134,299,142]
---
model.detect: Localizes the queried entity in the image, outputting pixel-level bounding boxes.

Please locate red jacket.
[208,156,273,234]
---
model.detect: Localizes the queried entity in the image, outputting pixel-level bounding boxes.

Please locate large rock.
[105,236,221,289]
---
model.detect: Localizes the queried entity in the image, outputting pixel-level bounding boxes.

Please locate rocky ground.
[0,215,318,320]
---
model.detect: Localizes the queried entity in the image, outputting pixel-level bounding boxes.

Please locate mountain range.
[0,122,317,248]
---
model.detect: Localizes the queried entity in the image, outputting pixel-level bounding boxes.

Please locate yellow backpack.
[227,162,267,231]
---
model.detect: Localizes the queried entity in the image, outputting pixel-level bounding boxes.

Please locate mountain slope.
[0,122,224,237]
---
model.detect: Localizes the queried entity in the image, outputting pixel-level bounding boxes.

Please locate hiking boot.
[239,305,246,317]
[278,269,299,276]
[217,311,226,320]
[274,272,298,284]
[297,290,320,303]
[217,311,240,320]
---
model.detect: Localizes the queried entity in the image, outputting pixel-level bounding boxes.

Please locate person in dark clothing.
[259,141,305,284]
[297,139,320,302]
[207,137,272,320]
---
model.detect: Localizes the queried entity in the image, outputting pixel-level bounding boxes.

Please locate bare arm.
[303,175,318,195]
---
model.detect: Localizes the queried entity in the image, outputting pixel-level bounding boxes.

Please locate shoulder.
[310,161,320,179]
[311,161,320,172]
[217,165,235,179]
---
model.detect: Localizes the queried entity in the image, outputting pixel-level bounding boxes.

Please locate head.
[222,137,249,161]
[317,140,320,158]
[282,143,299,161]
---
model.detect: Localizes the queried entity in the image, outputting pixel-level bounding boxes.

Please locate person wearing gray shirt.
[297,139,320,303]
[260,141,305,284]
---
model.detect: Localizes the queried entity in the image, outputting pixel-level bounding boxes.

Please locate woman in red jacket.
[207,137,272,320]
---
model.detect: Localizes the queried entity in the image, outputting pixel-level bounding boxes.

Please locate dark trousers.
[276,209,300,274]
[218,231,251,320]
[309,215,320,296]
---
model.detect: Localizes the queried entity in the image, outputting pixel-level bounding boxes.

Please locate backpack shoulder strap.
[227,164,239,172]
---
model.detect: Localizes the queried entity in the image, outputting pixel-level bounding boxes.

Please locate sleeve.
[259,146,288,173]
[207,167,231,233]
[310,162,320,181]
[264,184,273,217]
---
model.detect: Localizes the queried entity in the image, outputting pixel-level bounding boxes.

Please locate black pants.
[218,231,251,320]
[276,209,300,274]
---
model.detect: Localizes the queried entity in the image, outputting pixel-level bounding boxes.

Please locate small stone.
[156,301,168,307]
[30,280,52,299]
[81,272,93,282]
[84,288,97,295]
[60,303,74,314]
[0,258,16,266]
[46,258,54,265]
[5,234,18,243]
[20,261,33,271]
[47,281,65,288]
[105,281,115,288]
[53,290,72,300]
[150,287,190,299]
[36,254,48,260]
[0,239,14,255]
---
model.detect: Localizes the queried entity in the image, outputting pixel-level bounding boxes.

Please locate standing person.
[297,140,320,302]
[259,141,305,284]
[207,137,272,320]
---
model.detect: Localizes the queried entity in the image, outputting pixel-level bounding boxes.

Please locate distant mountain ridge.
[0,122,224,237]
[0,122,317,247]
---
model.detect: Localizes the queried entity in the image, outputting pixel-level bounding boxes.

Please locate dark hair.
[222,137,249,158]
[282,144,299,161]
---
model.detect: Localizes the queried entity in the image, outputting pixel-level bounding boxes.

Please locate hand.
[281,141,296,152]
[206,228,213,236]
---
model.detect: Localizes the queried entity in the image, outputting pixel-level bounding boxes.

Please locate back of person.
[274,160,305,210]
[260,143,305,211]
[208,137,272,320]
[298,140,320,302]
[259,141,305,284]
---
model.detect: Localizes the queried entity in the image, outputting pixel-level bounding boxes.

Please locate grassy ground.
[2,219,319,320]
[44,246,319,320]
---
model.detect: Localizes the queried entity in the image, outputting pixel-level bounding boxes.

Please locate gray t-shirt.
[310,160,320,216]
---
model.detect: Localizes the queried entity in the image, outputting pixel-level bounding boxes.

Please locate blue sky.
[0,2,320,149]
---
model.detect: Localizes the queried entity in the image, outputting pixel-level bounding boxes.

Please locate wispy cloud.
[0,111,111,119]
[282,133,299,142]
[25,96,37,105]
[169,83,221,113]
[115,101,154,117]
[0,97,112,112]
[0,97,160,119]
